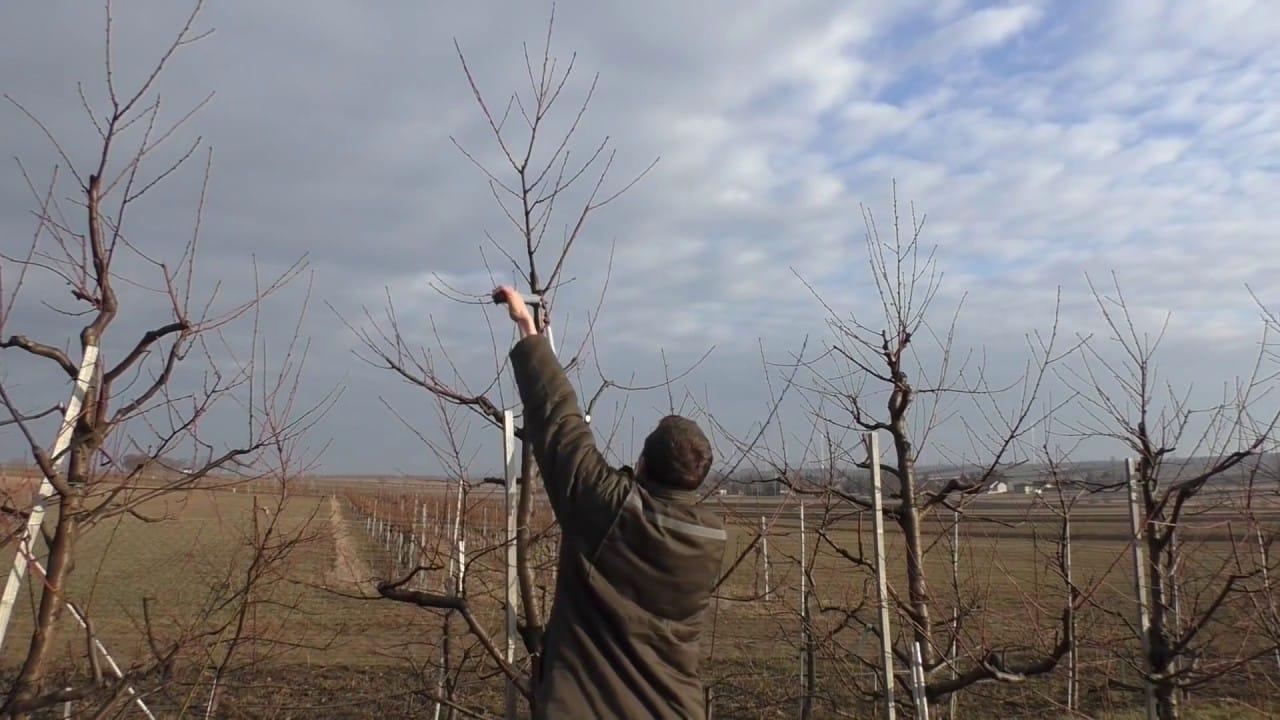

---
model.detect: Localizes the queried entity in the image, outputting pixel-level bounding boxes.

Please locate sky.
[2,1,1278,476]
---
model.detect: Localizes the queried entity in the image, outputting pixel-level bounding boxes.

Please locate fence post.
[948,509,959,720]
[434,485,465,720]
[1065,507,1077,714]
[455,485,467,592]
[0,344,99,650]
[1170,532,1187,708]
[417,500,426,590]
[799,500,814,719]
[503,410,520,720]
[19,552,158,719]
[1257,527,1280,675]
[1126,458,1157,720]
[868,432,896,720]
[759,515,772,601]
[911,642,930,720]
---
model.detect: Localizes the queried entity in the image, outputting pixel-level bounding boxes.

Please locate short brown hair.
[640,415,713,490]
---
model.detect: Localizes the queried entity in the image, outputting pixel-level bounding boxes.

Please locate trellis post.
[758,515,771,601]
[948,508,960,720]
[0,345,157,718]
[503,410,520,719]
[911,642,930,720]
[799,500,813,719]
[0,345,99,648]
[1126,458,1157,720]
[1257,527,1280,675]
[868,431,896,720]
[1065,508,1077,713]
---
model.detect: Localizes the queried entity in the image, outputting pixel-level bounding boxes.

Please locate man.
[493,285,726,719]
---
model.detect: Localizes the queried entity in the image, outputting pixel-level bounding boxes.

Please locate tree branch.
[2,335,77,377]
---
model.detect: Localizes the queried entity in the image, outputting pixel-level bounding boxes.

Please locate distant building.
[986,481,1009,494]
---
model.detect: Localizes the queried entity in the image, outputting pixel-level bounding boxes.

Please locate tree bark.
[891,392,933,668]
[6,496,78,717]
[517,440,543,702]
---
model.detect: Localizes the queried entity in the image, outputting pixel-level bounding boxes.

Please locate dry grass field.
[1,473,1277,718]
[705,492,1280,719]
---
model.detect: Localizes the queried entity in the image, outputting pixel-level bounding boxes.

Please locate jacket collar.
[637,476,698,504]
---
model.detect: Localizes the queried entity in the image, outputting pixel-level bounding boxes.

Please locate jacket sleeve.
[509,334,630,540]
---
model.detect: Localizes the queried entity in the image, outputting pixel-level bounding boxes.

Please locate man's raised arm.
[493,286,626,523]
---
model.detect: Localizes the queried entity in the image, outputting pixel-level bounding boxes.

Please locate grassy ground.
[1,491,402,665]
[0,487,440,715]
[0,482,1277,718]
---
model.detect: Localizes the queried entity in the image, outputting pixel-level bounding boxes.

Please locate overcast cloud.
[2,1,1278,475]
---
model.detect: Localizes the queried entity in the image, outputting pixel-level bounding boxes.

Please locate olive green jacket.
[510,335,726,719]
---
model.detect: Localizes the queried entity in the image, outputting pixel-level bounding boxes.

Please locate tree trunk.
[894,431,933,667]
[1155,682,1178,720]
[6,497,78,716]
[518,441,542,715]
[1148,526,1177,720]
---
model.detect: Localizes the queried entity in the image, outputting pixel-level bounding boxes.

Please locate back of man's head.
[640,415,713,491]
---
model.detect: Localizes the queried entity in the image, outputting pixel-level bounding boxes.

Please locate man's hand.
[492,285,538,337]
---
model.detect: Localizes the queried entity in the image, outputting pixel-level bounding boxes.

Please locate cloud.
[2,1,1278,473]
[945,4,1044,52]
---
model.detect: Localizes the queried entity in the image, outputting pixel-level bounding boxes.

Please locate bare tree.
[0,2,325,715]
[345,11,660,716]
[1061,277,1280,719]
[787,189,1076,714]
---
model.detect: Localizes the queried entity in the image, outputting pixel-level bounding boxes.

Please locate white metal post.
[502,410,520,719]
[427,499,437,589]
[1257,527,1280,675]
[868,432,897,720]
[19,548,157,719]
[1169,532,1185,708]
[911,641,930,720]
[1126,458,1157,720]
[759,515,771,601]
[434,483,466,720]
[948,509,959,720]
[1065,510,1077,713]
[0,345,153,718]
[799,500,812,719]
[0,345,99,650]
[455,485,467,593]
[793,497,803,686]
